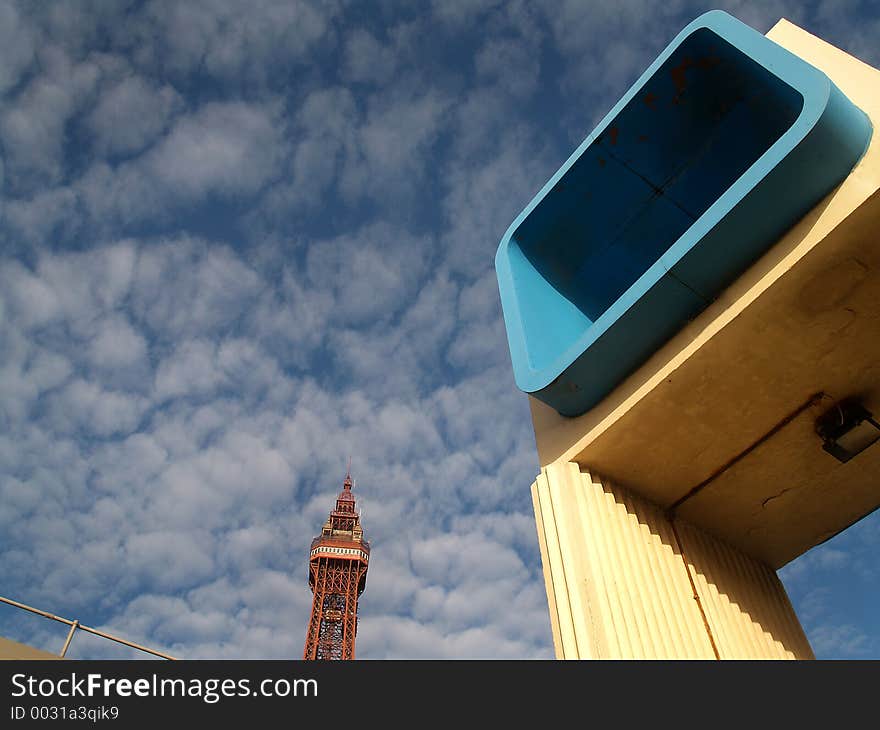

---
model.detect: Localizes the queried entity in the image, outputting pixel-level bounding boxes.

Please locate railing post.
[59,620,79,658]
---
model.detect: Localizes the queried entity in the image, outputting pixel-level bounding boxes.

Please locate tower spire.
[303,469,369,660]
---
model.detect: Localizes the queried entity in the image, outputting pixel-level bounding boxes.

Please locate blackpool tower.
[302,467,370,660]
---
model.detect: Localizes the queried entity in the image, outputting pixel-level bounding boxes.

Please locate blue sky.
[0,0,878,660]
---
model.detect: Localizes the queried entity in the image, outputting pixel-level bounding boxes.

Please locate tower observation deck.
[303,469,370,660]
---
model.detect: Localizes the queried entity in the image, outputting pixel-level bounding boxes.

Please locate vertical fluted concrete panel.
[532,462,716,658]
[674,519,815,659]
[531,475,566,659]
[531,462,813,659]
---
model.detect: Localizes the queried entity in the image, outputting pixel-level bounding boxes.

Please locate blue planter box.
[495,10,871,417]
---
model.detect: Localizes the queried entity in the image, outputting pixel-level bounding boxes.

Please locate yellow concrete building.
[524,18,880,659]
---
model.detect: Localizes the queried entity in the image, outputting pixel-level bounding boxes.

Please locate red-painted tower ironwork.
[303,468,370,660]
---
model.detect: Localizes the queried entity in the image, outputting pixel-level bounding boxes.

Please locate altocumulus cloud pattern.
[1,0,879,659]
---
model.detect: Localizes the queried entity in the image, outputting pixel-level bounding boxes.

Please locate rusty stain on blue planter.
[495,10,872,417]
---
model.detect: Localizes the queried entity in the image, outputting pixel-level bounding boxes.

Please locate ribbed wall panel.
[531,476,565,659]
[532,472,575,658]
[674,519,814,659]
[546,464,596,657]
[531,462,813,660]
[533,462,716,658]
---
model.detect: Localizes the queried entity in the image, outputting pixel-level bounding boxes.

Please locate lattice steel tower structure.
[303,468,370,660]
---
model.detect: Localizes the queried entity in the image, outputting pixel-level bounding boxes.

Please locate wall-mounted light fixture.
[816,399,880,463]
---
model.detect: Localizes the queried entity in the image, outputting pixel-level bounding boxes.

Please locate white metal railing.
[0,594,176,660]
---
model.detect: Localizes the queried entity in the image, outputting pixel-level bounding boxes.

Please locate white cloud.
[72,102,286,228]
[245,267,334,369]
[220,525,286,573]
[125,531,216,591]
[441,127,558,278]
[475,36,541,100]
[131,238,263,340]
[0,242,139,333]
[137,0,335,84]
[343,29,398,84]
[305,222,431,327]
[154,340,223,400]
[146,102,284,199]
[285,87,358,207]
[0,0,36,94]
[0,343,72,424]
[85,75,181,156]
[266,83,453,213]
[430,0,503,28]
[1,45,100,191]
[46,379,149,438]
[447,269,507,370]
[340,90,450,204]
[358,614,549,659]
[89,315,148,369]
[75,161,165,230]
[1,260,62,329]
[410,532,527,587]
[810,623,873,657]
[90,433,168,494]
